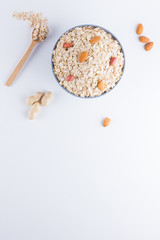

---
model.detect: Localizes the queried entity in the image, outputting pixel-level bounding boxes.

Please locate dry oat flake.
[13,11,49,41]
[52,26,124,97]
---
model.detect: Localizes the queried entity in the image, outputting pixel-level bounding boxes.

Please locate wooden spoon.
[6,32,41,87]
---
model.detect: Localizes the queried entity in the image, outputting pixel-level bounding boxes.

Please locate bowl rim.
[51,24,125,98]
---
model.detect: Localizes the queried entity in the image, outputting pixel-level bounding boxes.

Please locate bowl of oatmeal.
[51,25,125,98]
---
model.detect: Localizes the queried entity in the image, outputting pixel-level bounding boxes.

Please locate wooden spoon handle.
[6,40,37,87]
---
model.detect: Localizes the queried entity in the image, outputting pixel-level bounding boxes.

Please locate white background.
[0,0,160,239]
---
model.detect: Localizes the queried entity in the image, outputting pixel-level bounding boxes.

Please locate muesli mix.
[52,26,124,97]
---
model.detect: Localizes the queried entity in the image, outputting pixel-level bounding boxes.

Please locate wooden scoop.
[6,32,41,87]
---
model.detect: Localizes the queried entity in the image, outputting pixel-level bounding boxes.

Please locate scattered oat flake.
[13,11,49,41]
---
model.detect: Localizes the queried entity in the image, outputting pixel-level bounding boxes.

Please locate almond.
[67,75,74,82]
[79,51,88,63]
[110,57,117,65]
[103,118,111,127]
[90,36,101,44]
[98,80,105,91]
[139,36,150,43]
[136,23,143,35]
[63,42,73,48]
[145,42,154,51]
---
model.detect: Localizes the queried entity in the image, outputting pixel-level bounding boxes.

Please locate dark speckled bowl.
[51,24,125,98]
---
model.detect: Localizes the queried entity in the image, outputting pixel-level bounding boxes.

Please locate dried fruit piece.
[79,51,88,63]
[145,42,154,51]
[136,23,143,35]
[110,57,117,65]
[139,36,150,43]
[98,81,105,91]
[90,36,101,44]
[103,117,111,127]
[67,75,74,82]
[63,42,73,48]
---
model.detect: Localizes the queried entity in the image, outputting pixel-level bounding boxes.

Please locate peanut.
[26,96,36,106]
[63,42,73,48]
[26,92,43,105]
[41,91,53,106]
[110,57,117,65]
[26,91,53,120]
[67,75,74,82]
[29,102,40,120]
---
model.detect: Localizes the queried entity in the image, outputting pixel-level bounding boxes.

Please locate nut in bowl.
[51,25,125,98]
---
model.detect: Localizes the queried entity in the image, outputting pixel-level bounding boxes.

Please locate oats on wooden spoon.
[6,12,49,87]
